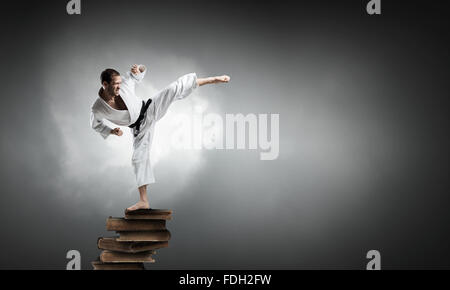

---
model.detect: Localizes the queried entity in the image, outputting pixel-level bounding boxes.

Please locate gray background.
[0,0,449,269]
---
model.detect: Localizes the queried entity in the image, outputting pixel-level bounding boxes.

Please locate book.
[92,260,145,270]
[100,250,155,263]
[116,230,171,242]
[124,208,173,220]
[106,217,166,231]
[97,237,169,253]
[92,208,173,270]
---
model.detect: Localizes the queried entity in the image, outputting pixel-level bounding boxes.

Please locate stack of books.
[92,209,172,270]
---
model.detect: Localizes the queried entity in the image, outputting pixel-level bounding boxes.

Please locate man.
[90,64,230,211]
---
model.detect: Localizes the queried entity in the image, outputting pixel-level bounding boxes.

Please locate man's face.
[104,75,122,96]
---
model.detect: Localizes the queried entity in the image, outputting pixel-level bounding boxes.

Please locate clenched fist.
[131,64,146,75]
[111,128,123,136]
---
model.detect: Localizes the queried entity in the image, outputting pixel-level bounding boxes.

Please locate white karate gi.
[90,68,198,187]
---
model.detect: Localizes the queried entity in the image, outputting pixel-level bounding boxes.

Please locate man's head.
[100,68,121,96]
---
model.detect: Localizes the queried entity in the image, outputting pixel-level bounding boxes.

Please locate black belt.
[128,98,152,137]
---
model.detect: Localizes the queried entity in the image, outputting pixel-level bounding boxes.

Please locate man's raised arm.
[129,64,146,83]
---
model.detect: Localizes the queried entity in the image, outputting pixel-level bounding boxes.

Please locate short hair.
[100,68,120,84]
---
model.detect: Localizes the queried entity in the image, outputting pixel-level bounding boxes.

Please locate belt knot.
[128,98,152,137]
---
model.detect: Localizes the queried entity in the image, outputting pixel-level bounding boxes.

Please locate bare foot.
[126,200,150,212]
[213,75,231,83]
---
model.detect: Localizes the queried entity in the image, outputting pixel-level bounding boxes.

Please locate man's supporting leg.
[126,184,150,211]
[129,123,155,211]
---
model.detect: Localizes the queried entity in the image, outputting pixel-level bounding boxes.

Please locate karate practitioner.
[90,64,230,211]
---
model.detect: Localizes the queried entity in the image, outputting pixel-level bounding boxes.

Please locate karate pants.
[130,73,198,187]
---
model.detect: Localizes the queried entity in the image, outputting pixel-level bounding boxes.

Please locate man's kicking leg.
[196,75,230,86]
[127,73,230,211]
